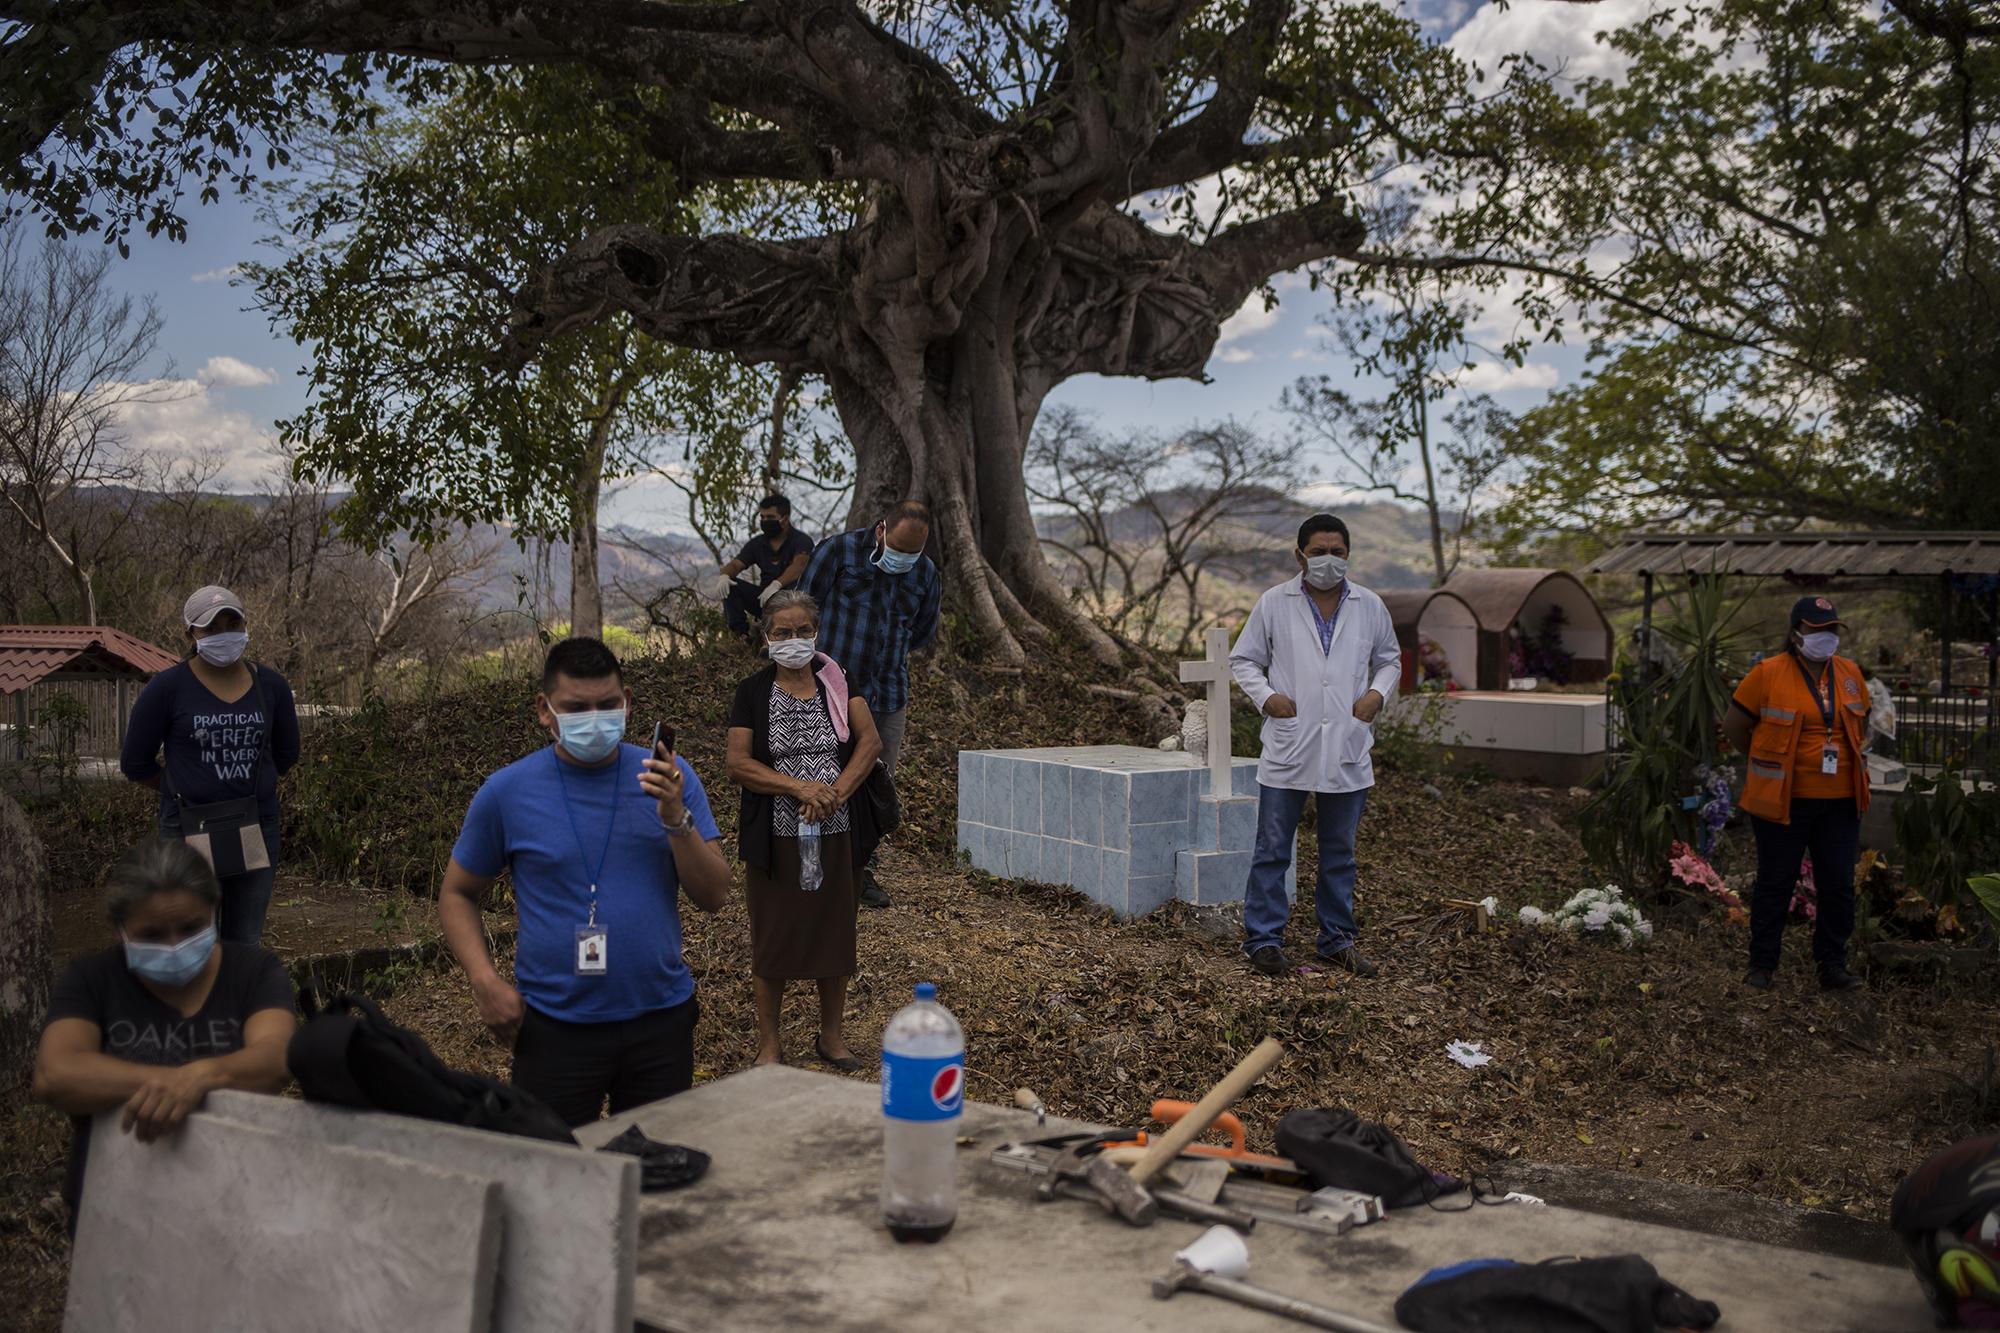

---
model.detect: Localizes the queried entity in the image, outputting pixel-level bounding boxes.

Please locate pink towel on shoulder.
[813,653,851,743]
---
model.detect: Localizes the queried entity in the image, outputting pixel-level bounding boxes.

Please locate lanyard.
[1791,651,1835,729]
[553,749,622,928]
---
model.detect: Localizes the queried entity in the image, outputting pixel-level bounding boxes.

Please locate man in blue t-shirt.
[438,637,730,1126]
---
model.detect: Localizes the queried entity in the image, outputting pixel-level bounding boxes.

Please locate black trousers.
[723,582,763,634]
[1747,797,1860,972]
[510,997,699,1128]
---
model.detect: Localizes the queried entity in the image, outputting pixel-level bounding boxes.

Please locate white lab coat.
[1230,578,1403,794]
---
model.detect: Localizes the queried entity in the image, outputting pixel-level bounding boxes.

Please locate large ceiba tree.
[0,1,1580,663]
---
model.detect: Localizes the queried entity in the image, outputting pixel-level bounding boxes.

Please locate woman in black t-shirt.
[33,839,296,1224]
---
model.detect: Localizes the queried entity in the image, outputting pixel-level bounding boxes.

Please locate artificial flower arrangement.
[1669,840,1748,925]
[1517,884,1654,948]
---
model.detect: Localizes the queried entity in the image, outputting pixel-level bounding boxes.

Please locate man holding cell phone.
[437,637,731,1126]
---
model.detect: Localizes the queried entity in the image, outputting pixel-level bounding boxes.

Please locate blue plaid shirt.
[802,527,941,715]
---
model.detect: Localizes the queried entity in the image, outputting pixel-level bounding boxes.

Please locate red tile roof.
[0,626,181,695]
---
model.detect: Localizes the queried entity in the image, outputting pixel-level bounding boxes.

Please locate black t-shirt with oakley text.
[45,943,295,1217]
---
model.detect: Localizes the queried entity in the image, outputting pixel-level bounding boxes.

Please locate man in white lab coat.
[1229,514,1403,977]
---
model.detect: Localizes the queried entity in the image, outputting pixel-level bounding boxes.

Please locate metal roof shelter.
[1,625,180,759]
[1585,531,2000,696]
[1585,531,2000,579]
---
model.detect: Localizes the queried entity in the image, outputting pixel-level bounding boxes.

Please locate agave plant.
[1581,572,1755,899]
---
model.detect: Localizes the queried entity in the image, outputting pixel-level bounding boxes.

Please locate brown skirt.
[745,830,856,980]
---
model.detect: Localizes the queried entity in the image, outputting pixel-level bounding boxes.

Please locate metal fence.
[4,681,359,767]
[3,678,138,762]
[1889,688,1997,775]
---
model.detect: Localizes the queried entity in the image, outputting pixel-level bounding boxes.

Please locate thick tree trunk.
[569,379,622,641]
[0,791,51,1110]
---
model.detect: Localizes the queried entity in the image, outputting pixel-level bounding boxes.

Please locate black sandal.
[813,1032,863,1073]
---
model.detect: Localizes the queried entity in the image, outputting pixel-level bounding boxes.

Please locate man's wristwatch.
[662,807,696,837]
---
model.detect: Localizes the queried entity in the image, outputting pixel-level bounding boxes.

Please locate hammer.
[1127,1037,1286,1191]
[1153,1258,1400,1333]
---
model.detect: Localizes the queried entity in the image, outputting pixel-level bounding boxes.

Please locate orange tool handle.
[1152,1099,1246,1154]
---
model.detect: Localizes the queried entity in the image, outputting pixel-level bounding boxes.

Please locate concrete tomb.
[956,745,1292,917]
[957,629,1295,917]
[65,1111,503,1333]
[208,1090,640,1333]
[578,1064,1931,1333]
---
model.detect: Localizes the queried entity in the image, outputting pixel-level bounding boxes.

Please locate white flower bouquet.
[1517,884,1653,948]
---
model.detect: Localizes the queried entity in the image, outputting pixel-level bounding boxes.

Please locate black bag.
[863,760,901,837]
[1394,1255,1721,1333]
[288,989,576,1144]
[166,664,274,878]
[1275,1106,1459,1209]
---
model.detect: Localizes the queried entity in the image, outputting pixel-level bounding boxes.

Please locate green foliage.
[242,67,789,556]
[1372,692,1452,776]
[1969,876,2000,932]
[1893,763,2000,921]
[1499,0,2000,538]
[26,693,90,798]
[1580,577,1753,894]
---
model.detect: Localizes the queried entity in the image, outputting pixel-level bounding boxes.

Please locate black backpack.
[287,989,575,1145]
[1275,1106,1461,1209]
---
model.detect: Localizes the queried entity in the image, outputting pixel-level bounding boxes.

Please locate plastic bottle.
[798,820,822,892]
[880,981,964,1243]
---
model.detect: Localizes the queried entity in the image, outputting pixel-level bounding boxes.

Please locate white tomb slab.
[956,746,1292,916]
[210,1090,639,1333]
[65,1112,503,1333]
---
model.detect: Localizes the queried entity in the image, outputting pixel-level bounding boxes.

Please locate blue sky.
[74,0,1643,531]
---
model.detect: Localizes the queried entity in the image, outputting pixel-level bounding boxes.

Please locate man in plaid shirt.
[802,499,941,907]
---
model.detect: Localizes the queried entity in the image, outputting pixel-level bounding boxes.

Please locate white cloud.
[1297,479,1378,507]
[189,265,242,284]
[1213,272,1309,365]
[1448,0,1663,85]
[198,355,277,388]
[113,378,283,488]
[1456,360,1559,392]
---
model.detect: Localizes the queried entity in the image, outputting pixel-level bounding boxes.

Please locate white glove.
[704,574,731,600]
[758,581,782,606]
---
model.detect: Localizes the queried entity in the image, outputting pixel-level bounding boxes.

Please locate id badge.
[1821,748,1839,776]
[575,925,608,976]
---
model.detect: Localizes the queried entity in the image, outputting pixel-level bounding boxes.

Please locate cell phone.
[650,723,675,757]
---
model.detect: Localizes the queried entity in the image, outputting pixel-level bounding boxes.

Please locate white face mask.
[195,630,248,666]
[1304,554,1348,591]
[1798,631,1839,662]
[769,637,817,669]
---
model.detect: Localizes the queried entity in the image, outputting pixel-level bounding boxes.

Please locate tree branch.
[1122,0,1290,195]
[501,223,838,372]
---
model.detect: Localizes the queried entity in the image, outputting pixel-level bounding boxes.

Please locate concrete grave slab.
[65,1112,501,1333]
[579,1065,1930,1333]
[958,746,1274,917]
[208,1090,640,1333]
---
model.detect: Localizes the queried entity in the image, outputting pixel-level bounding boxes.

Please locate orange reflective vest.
[1737,653,1871,824]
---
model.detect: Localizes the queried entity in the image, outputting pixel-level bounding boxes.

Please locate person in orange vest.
[1720,596,1870,993]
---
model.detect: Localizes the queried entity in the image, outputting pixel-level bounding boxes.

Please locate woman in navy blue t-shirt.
[119,584,300,943]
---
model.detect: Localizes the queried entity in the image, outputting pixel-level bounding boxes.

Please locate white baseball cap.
[182,585,245,628]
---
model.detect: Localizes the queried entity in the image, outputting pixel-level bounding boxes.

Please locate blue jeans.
[1243,784,1369,957]
[161,817,281,945]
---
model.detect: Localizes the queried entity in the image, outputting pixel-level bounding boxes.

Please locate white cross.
[1178,626,1234,798]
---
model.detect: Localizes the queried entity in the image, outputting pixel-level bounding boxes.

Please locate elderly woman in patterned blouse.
[725,590,885,1069]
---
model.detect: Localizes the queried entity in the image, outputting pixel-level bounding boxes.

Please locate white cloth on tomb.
[1229,576,1402,794]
